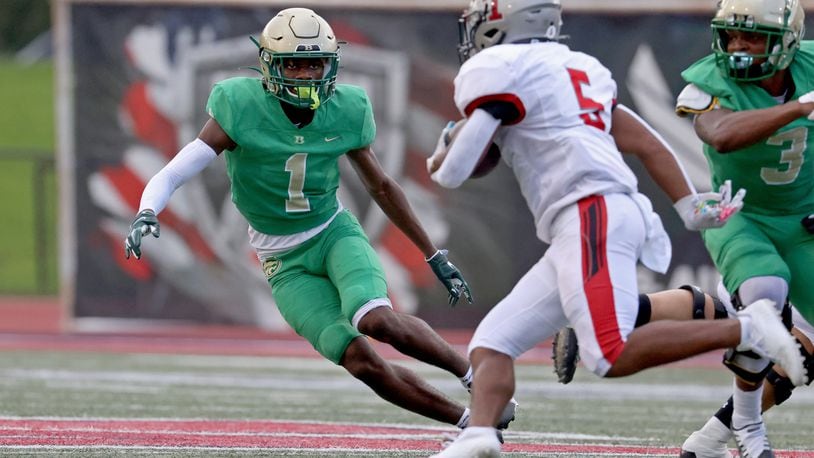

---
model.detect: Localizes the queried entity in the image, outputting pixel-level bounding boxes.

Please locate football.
[471,142,502,178]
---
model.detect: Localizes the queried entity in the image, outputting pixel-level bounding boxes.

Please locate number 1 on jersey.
[566,67,606,131]
[285,153,311,212]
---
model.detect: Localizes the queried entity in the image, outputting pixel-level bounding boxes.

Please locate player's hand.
[673,180,745,231]
[803,214,814,234]
[798,91,814,120]
[427,121,456,175]
[426,249,473,306]
[124,209,160,259]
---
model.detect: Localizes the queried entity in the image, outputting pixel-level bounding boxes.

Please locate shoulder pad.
[675,84,718,117]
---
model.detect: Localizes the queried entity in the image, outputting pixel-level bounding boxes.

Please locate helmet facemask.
[258,8,340,110]
[260,49,338,110]
[711,0,804,81]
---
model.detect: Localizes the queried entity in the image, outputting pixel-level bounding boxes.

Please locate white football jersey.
[454,42,638,243]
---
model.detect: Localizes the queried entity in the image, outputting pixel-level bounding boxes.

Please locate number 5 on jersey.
[567,67,607,131]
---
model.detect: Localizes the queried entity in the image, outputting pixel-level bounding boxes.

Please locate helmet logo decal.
[488,0,504,20]
[296,44,321,51]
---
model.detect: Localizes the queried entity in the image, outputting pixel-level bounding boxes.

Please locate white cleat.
[680,428,733,458]
[430,428,501,458]
[497,398,518,430]
[732,420,774,458]
[736,299,807,386]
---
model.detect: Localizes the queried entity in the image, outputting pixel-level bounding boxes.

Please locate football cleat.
[732,420,774,458]
[431,428,501,458]
[552,327,580,384]
[736,299,806,386]
[496,397,518,430]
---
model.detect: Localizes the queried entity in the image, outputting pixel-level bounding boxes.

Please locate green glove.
[426,249,473,306]
[124,209,160,260]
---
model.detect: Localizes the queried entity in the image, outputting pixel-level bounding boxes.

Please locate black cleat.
[552,327,580,384]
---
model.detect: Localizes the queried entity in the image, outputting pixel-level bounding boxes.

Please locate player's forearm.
[370,178,436,257]
[638,151,692,203]
[612,105,693,202]
[139,138,217,214]
[431,109,501,188]
[697,103,807,153]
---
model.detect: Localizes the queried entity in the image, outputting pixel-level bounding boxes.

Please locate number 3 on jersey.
[285,153,310,212]
[566,67,607,131]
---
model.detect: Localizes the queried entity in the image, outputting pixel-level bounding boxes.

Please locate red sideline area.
[0,418,811,457]
[0,296,723,367]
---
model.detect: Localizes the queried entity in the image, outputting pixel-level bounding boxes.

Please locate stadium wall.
[53,0,814,330]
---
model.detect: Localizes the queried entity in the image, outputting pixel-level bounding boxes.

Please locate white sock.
[731,381,763,430]
[460,366,473,390]
[456,407,471,428]
[459,426,497,438]
[698,415,733,442]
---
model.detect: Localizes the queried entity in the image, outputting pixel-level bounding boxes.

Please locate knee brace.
[723,348,774,384]
[635,294,651,328]
[678,284,728,320]
[765,338,814,405]
[732,291,792,329]
[766,368,795,405]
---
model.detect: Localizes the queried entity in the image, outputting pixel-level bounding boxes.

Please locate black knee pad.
[711,296,729,319]
[766,369,795,405]
[781,300,792,330]
[803,340,814,386]
[765,339,814,405]
[635,294,651,328]
[678,284,707,320]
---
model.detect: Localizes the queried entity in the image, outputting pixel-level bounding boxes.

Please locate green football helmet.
[711,0,805,81]
[258,8,339,109]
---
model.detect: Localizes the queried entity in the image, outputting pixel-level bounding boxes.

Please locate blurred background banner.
[45,0,811,329]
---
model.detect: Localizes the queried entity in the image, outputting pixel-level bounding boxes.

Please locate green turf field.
[0,58,57,294]
[0,350,811,456]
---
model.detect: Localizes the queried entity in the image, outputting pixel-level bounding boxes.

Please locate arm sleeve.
[431,108,501,188]
[139,138,217,214]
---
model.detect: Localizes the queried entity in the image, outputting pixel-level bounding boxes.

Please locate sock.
[456,407,470,428]
[460,366,473,391]
[731,381,763,430]
[699,414,734,443]
[712,396,734,428]
[459,426,497,439]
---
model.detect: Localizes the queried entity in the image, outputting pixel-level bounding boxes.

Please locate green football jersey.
[206,78,376,234]
[681,41,814,215]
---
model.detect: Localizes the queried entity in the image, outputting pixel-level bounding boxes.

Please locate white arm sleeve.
[139,138,217,214]
[431,108,501,188]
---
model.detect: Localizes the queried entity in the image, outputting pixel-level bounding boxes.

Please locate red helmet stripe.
[488,0,504,20]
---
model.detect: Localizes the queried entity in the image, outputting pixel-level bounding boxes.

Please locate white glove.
[798,91,814,120]
[673,180,746,231]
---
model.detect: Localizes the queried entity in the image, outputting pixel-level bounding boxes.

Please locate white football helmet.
[711,0,805,81]
[457,0,564,62]
[257,8,339,109]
